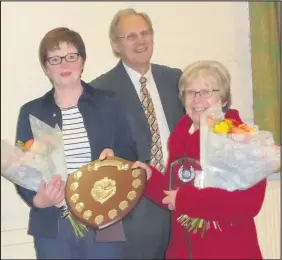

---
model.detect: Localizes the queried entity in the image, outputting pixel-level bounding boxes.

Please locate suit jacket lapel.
[113,61,150,130]
[113,62,144,117]
[113,61,151,160]
[151,65,177,132]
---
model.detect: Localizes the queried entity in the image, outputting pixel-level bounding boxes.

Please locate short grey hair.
[179,60,232,110]
[109,8,154,57]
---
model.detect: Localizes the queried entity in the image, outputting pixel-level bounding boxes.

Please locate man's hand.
[99,148,114,160]
[131,161,152,180]
[33,176,65,208]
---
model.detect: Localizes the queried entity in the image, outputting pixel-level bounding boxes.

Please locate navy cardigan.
[15,81,137,238]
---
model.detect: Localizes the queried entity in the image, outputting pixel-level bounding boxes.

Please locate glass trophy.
[169,156,202,190]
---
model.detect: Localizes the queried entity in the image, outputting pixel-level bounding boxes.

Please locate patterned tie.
[140,76,165,172]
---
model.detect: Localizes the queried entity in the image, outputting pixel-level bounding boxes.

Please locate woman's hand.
[99,148,114,160]
[162,189,178,211]
[33,176,65,208]
[131,161,152,180]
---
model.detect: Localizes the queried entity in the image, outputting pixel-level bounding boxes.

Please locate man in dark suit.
[89,8,184,259]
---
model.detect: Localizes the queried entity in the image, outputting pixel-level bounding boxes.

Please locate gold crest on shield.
[91,177,116,204]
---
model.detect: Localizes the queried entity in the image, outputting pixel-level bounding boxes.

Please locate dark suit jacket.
[90,61,184,163]
[89,61,185,259]
[15,81,137,238]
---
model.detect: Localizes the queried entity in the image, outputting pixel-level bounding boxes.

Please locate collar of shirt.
[122,61,152,95]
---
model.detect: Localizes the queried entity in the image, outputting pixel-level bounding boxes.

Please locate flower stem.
[67,213,88,239]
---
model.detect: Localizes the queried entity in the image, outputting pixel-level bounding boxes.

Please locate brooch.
[178,165,195,183]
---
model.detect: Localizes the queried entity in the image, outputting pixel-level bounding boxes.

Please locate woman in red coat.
[134,60,265,259]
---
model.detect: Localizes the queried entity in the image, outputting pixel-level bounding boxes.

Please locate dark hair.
[39,27,86,67]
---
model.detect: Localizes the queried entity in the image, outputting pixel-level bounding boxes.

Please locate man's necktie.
[140,76,165,172]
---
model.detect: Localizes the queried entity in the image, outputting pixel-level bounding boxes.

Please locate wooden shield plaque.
[65,156,146,230]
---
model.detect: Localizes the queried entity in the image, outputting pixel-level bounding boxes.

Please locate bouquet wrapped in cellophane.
[1,115,88,238]
[178,102,281,237]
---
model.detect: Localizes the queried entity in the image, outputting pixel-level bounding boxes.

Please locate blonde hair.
[179,60,232,109]
[109,8,154,57]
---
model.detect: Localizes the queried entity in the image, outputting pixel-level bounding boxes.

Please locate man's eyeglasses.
[47,53,80,65]
[117,29,153,42]
[185,89,220,99]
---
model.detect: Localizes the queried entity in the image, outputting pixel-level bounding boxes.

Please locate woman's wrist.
[33,193,47,208]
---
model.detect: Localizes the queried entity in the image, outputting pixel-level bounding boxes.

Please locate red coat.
[145,109,265,259]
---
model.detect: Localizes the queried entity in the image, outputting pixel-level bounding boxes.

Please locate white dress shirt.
[123,62,170,167]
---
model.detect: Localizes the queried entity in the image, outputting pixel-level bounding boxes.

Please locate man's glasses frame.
[116,29,153,42]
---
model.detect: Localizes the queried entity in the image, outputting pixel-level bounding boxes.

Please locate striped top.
[61,106,92,174]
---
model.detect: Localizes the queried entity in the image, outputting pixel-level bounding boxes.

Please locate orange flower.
[16,139,34,152]
[229,127,247,133]
[24,139,34,150]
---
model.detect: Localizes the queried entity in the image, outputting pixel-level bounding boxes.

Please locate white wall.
[1,2,255,258]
